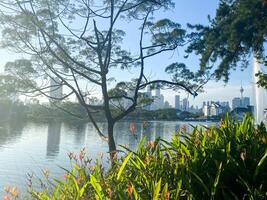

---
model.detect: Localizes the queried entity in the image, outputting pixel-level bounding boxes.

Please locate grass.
[26,115,267,199]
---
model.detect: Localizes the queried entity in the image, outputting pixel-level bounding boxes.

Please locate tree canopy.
[0,0,206,157]
[186,0,267,88]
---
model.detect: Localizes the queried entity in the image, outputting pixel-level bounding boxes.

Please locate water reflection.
[0,119,215,196]
[64,122,87,146]
[0,119,24,148]
[46,121,61,158]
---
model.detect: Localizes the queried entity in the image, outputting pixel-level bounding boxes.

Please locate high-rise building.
[155,84,160,97]
[164,101,171,109]
[203,101,230,117]
[146,86,152,98]
[242,97,250,108]
[232,85,250,110]
[232,97,242,109]
[143,86,152,110]
[232,97,250,110]
[182,98,189,111]
[175,95,180,110]
[50,77,63,103]
[150,87,164,110]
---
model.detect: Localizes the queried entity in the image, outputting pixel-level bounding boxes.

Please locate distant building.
[232,97,242,109]
[144,86,152,110]
[210,102,219,116]
[203,101,230,117]
[50,77,63,103]
[232,97,250,110]
[150,86,164,110]
[146,86,152,98]
[182,98,189,111]
[155,84,160,97]
[188,105,200,114]
[164,101,172,109]
[151,94,164,110]
[242,97,250,107]
[175,95,180,110]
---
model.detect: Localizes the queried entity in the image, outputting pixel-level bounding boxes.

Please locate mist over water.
[253,58,267,124]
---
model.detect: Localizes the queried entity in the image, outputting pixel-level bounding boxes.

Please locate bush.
[29,115,267,200]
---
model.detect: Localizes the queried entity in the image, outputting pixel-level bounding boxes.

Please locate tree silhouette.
[186,0,267,88]
[0,0,204,161]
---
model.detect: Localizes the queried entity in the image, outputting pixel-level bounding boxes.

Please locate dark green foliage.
[30,115,267,199]
[187,0,267,87]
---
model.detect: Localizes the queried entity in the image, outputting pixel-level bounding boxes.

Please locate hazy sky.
[0,1,255,107]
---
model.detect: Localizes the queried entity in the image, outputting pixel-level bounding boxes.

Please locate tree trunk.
[107,121,117,163]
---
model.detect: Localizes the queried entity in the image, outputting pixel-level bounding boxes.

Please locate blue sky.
[109,0,254,107]
[0,0,255,107]
[170,0,253,107]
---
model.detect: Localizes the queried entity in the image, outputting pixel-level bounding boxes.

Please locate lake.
[0,120,214,197]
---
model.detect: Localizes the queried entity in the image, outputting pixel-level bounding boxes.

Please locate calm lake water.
[0,120,214,197]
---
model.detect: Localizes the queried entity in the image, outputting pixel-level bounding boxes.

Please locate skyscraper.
[175,95,180,110]
[242,97,250,108]
[182,98,189,111]
[146,86,152,98]
[155,84,160,97]
[150,86,164,110]
[232,97,250,110]
[50,77,63,103]
[232,97,242,109]
[143,86,152,110]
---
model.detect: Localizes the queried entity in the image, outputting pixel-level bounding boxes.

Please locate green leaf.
[90,175,102,199]
[153,178,161,200]
[253,150,267,180]
[137,137,146,153]
[79,180,90,197]
[117,152,133,180]
[211,162,223,199]
[175,179,182,199]
[161,183,168,200]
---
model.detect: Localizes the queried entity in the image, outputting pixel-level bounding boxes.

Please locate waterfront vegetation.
[21,115,267,200]
[0,99,204,123]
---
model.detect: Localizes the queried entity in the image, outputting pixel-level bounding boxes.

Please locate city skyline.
[0,0,256,109]
[144,82,252,109]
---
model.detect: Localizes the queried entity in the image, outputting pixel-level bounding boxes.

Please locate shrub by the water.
[29,115,267,200]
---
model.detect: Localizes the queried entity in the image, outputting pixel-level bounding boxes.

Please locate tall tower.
[50,77,63,103]
[175,95,180,110]
[147,85,152,98]
[240,84,244,99]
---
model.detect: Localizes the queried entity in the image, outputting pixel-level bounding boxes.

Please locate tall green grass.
[29,115,267,199]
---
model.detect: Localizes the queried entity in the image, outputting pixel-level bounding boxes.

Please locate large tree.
[186,0,267,88]
[0,0,203,160]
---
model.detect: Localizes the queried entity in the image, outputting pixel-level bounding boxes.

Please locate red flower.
[127,183,133,197]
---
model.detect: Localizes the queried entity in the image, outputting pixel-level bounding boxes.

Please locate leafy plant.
[29,115,267,199]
